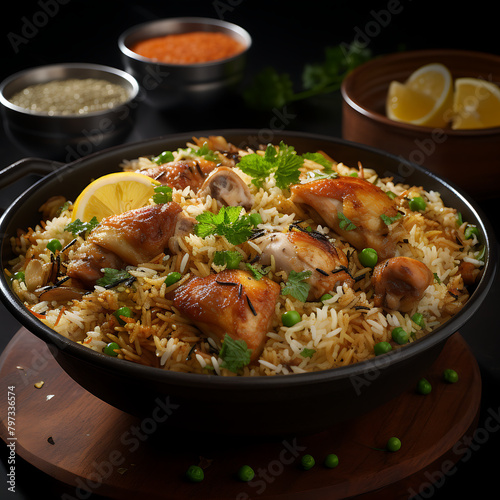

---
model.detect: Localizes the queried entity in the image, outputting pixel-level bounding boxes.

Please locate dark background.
[1,0,499,498]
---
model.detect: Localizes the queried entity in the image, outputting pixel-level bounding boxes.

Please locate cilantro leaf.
[238,141,303,190]
[281,270,312,302]
[64,217,99,237]
[242,42,371,111]
[219,334,252,373]
[197,142,219,162]
[194,206,254,245]
[338,212,357,231]
[152,150,175,165]
[380,212,403,226]
[152,185,173,204]
[245,263,270,280]
[96,268,134,288]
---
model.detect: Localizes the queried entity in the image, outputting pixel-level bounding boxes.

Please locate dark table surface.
[1,1,499,498]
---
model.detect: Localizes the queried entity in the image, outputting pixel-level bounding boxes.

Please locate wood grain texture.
[0,328,480,499]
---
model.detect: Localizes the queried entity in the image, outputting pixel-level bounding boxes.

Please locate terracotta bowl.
[341,49,500,199]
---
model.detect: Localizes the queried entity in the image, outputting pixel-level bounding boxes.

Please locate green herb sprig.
[238,141,303,190]
[194,206,256,245]
[219,334,252,373]
[243,41,371,111]
[281,270,312,302]
[64,217,99,237]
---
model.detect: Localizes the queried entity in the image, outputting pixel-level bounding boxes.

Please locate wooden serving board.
[0,328,480,499]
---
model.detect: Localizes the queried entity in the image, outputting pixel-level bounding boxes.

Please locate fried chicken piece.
[372,256,433,311]
[173,270,280,362]
[198,166,253,211]
[254,230,354,300]
[137,159,217,192]
[290,177,400,259]
[67,203,193,287]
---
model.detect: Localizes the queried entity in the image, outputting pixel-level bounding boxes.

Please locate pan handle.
[0,157,64,190]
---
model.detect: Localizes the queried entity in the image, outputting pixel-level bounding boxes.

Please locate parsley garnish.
[301,348,316,358]
[64,217,99,237]
[338,212,357,231]
[96,268,134,288]
[194,206,254,245]
[238,142,303,189]
[219,334,252,373]
[282,270,312,302]
[152,185,173,204]
[380,213,403,226]
[243,41,371,111]
[197,142,219,162]
[152,150,175,165]
[245,263,270,280]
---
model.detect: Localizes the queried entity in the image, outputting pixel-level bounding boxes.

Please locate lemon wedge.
[71,172,160,222]
[451,77,500,129]
[386,63,453,127]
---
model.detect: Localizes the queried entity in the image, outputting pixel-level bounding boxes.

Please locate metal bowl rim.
[0,62,140,119]
[118,16,252,69]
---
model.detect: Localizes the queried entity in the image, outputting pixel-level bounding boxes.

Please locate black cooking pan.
[0,130,496,436]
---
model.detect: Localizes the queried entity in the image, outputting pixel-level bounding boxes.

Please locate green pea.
[387,437,401,452]
[358,248,378,268]
[443,368,459,383]
[386,191,397,200]
[324,453,339,468]
[464,225,479,240]
[104,342,120,357]
[391,327,408,345]
[249,212,263,226]
[113,306,132,325]
[46,238,62,253]
[185,465,204,483]
[320,293,333,302]
[416,378,432,395]
[349,171,358,177]
[374,341,392,356]
[237,465,255,482]
[300,454,315,470]
[282,310,301,327]
[411,312,425,329]
[164,271,182,287]
[409,196,427,211]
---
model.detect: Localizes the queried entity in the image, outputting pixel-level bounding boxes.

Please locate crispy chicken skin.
[372,256,433,311]
[137,159,217,192]
[67,203,189,287]
[255,230,354,300]
[290,177,400,259]
[173,270,281,361]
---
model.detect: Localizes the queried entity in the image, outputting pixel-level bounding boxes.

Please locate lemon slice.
[71,172,160,222]
[386,63,453,127]
[451,77,500,129]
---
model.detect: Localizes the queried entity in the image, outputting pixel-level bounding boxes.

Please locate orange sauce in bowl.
[131,31,245,64]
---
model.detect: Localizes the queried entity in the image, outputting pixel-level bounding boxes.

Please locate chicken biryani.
[6,136,484,376]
